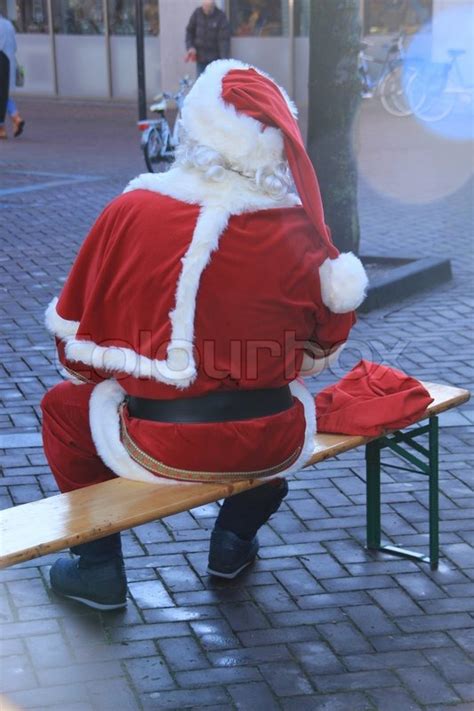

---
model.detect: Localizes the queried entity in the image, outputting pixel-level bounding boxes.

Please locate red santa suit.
[42,60,368,491]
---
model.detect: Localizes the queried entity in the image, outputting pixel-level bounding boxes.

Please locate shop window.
[0,0,49,33]
[107,0,159,36]
[230,0,289,37]
[294,0,310,37]
[52,0,104,34]
[364,0,433,35]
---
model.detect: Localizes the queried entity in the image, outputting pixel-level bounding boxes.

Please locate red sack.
[316,360,434,437]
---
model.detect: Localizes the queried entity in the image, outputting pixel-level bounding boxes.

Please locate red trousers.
[41,382,289,540]
[41,381,118,493]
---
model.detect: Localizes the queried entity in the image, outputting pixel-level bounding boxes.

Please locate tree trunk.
[307,0,361,254]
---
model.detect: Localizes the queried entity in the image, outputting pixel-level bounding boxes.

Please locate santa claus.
[41,59,367,610]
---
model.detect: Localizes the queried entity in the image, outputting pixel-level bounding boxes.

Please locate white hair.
[175,124,295,201]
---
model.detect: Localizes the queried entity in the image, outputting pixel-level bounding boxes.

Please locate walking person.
[0,12,25,140]
[185,0,231,77]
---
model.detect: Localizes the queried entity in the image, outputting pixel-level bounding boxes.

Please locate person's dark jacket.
[186,6,230,65]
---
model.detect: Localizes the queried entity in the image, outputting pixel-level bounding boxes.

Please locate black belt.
[126,386,293,424]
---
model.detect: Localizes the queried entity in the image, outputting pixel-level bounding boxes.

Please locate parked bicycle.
[358,32,419,117]
[406,48,473,123]
[138,76,193,173]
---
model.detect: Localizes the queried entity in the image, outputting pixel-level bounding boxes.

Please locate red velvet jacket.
[45,168,363,484]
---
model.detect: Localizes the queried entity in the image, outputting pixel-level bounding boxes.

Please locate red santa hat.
[316,360,434,437]
[180,59,368,314]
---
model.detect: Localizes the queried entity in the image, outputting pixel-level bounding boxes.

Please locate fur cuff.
[45,297,79,340]
[319,253,368,314]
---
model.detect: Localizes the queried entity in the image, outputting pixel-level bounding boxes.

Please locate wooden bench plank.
[0,381,469,568]
[0,478,266,568]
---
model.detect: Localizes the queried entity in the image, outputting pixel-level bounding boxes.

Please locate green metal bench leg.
[429,416,439,569]
[365,416,440,568]
[366,440,381,549]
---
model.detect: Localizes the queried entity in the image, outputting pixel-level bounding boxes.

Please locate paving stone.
[289,640,345,676]
[227,681,281,710]
[396,612,473,634]
[175,665,262,688]
[158,635,209,671]
[86,677,141,711]
[258,661,315,697]
[397,666,461,705]
[209,643,293,667]
[8,683,89,709]
[423,646,474,685]
[367,687,422,711]
[25,632,74,669]
[317,621,373,655]
[316,670,399,693]
[145,687,230,709]
[124,655,175,692]
[344,604,398,636]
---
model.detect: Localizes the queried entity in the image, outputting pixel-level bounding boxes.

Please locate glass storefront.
[229,0,289,37]
[107,0,159,36]
[52,0,104,34]
[3,0,444,102]
[364,0,433,35]
[0,0,48,32]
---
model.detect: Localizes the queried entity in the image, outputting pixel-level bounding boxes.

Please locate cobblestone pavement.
[0,98,473,711]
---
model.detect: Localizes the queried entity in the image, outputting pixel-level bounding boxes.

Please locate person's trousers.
[41,381,288,552]
[7,97,17,115]
[0,51,10,124]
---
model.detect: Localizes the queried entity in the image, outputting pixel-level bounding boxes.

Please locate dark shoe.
[50,556,127,610]
[12,114,25,138]
[207,528,259,579]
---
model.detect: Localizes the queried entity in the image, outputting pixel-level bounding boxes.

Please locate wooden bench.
[0,382,469,571]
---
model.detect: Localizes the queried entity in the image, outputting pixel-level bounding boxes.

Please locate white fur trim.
[124,166,300,214]
[319,253,368,314]
[280,380,317,476]
[65,205,230,388]
[45,297,79,339]
[89,379,186,485]
[45,204,236,389]
[299,343,346,377]
[180,59,297,175]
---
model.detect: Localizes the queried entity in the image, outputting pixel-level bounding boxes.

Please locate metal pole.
[288,0,295,101]
[46,0,58,96]
[135,0,147,120]
[103,0,113,99]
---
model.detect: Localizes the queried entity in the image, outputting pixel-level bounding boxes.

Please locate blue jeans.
[7,98,17,115]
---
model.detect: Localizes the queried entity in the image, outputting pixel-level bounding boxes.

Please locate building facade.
[1,0,468,107]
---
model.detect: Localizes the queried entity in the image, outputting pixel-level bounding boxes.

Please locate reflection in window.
[52,0,104,35]
[294,0,310,37]
[0,0,49,33]
[107,0,160,36]
[230,0,288,37]
[364,0,432,35]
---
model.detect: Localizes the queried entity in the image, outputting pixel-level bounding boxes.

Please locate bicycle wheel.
[380,66,414,117]
[407,72,456,123]
[143,127,172,173]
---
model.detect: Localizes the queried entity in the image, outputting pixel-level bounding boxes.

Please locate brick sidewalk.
[0,98,473,711]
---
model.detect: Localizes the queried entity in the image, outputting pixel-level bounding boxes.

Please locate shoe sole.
[207,557,256,579]
[14,121,25,137]
[53,588,127,611]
